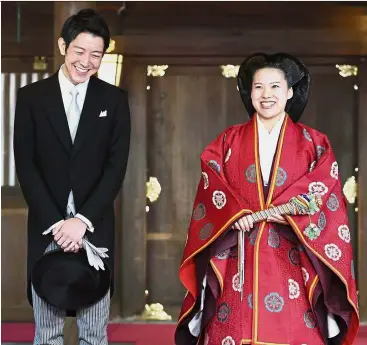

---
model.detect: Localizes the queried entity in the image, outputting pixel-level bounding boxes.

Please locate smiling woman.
[175,53,359,345]
[251,68,293,132]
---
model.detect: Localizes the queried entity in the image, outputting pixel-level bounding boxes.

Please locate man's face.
[58,32,104,85]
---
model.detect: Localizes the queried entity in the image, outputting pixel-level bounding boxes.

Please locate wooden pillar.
[53,1,96,72]
[120,58,148,316]
[357,58,367,323]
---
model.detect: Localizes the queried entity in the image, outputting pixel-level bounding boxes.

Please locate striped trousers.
[31,241,110,345]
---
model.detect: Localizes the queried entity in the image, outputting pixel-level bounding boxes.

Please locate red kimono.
[175,115,359,345]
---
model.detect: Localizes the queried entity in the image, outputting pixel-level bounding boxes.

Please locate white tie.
[67,87,81,143]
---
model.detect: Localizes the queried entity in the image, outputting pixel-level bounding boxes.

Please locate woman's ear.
[287,87,294,100]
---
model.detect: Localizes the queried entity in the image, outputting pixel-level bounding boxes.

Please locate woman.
[175,53,359,345]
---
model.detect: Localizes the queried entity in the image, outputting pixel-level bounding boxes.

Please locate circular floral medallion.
[308,181,328,196]
[192,203,206,220]
[208,160,221,173]
[288,247,301,266]
[304,310,317,328]
[316,146,326,160]
[249,226,259,246]
[217,302,231,322]
[324,243,342,261]
[199,223,213,240]
[232,273,241,292]
[221,336,235,345]
[245,164,257,183]
[248,293,253,309]
[318,212,326,230]
[288,279,300,300]
[276,167,287,187]
[264,292,285,313]
[202,172,209,190]
[212,190,227,209]
[338,225,351,243]
[303,128,312,142]
[326,193,339,211]
[268,228,281,248]
[301,267,309,285]
[330,161,338,180]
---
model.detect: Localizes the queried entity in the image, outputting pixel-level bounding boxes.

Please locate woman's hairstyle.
[237,53,311,122]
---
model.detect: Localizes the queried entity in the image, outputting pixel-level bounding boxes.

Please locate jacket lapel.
[72,76,102,157]
[45,73,73,153]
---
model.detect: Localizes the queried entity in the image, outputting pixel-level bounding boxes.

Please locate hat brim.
[32,249,111,310]
[237,52,311,122]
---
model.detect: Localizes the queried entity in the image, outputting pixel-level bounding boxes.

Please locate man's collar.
[58,65,90,94]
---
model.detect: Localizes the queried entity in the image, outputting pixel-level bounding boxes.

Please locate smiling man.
[14,9,131,345]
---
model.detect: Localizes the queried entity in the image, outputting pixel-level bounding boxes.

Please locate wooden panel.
[119,59,148,317]
[1,209,34,321]
[146,66,244,306]
[357,61,367,323]
[1,1,54,57]
[1,57,54,73]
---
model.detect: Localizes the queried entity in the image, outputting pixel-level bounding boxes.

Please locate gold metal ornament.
[147,65,169,77]
[335,64,358,78]
[146,177,162,202]
[343,176,357,204]
[33,56,47,71]
[139,303,172,321]
[106,39,116,53]
[220,65,240,78]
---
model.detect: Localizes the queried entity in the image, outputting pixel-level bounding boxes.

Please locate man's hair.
[60,8,110,52]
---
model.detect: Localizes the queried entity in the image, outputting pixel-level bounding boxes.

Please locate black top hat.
[237,52,311,122]
[32,249,111,310]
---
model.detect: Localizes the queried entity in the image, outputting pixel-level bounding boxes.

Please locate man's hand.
[231,215,254,232]
[53,218,87,252]
[267,214,288,225]
[70,239,83,253]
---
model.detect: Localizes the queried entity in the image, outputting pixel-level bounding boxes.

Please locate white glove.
[83,240,105,271]
[84,240,109,259]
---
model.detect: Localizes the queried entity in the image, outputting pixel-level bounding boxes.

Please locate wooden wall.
[2,1,367,323]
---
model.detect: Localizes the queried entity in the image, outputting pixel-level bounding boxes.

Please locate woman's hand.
[267,214,288,225]
[231,215,254,232]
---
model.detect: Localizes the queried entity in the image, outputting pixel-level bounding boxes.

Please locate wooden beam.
[112,28,367,57]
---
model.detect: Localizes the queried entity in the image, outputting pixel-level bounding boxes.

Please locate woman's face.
[251,67,293,120]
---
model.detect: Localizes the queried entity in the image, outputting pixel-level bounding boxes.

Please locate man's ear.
[58,38,66,56]
[287,87,294,100]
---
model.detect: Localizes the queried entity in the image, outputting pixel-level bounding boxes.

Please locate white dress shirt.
[257,113,285,186]
[45,66,94,233]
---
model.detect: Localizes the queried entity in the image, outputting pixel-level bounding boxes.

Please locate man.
[14,8,130,345]
[175,53,359,345]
